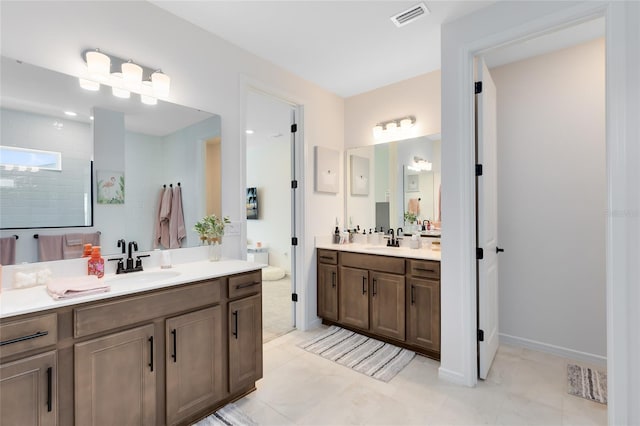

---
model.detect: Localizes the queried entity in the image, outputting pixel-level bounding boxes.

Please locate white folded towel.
[46,275,110,300]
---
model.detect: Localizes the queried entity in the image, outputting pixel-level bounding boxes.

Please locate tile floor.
[262,275,294,343]
[236,327,607,425]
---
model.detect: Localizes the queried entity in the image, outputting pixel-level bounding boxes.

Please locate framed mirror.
[345,134,441,235]
[0,56,222,263]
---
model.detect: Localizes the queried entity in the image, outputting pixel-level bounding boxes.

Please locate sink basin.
[106,270,181,285]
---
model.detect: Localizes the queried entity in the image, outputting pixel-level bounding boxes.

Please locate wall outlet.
[225,221,241,236]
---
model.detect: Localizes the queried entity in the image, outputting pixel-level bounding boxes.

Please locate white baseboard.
[438,367,469,386]
[499,333,606,367]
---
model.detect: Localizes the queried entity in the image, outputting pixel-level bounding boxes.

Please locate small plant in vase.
[194,214,230,261]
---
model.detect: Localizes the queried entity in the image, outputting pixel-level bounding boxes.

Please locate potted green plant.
[194,214,230,261]
[403,211,417,225]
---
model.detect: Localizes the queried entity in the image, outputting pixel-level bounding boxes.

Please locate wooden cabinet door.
[370,272,405,341]
[1,351,57,426]
[229,294,262,394]
[75,324,155,426]
[166,306,224,426]
[318,263,338,321]
[407,278,440,351]
[339,266,369,330]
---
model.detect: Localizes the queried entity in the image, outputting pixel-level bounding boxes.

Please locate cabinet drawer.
[317,249,337,265]
[340,252,405,275]
[408,260,440,280]
[0,313,57,358]
[228,270,262,299]
[74,279,221,338]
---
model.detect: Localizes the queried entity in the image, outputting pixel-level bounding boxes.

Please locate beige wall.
[344,70,441,149]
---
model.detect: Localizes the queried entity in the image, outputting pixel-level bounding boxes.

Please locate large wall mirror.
[345,134,441,235]
[0,56,221,264]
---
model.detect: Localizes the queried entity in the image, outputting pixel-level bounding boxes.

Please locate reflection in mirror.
[0,56,221,264]
[345,134,441,235]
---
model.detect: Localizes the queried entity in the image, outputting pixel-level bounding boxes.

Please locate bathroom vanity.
[0,260,262,426]
[317,243,441,360]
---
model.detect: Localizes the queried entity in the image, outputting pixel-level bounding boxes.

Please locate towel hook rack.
[12,234,19,240]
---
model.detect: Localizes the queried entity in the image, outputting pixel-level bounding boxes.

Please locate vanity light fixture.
[79,48,170,105]
[372,116,416,139]
[407,155,432,172]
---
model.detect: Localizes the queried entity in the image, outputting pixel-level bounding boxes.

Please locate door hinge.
[291,180,298,189]
[291,293,298,302]
[291,123,298,133]
[478,329,485,342]
[291,237,298,246]
[475,81,482,94]
[475,164,483,176]
[476,247,484,260]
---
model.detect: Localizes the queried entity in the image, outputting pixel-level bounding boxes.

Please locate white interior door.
[477,58,499,380]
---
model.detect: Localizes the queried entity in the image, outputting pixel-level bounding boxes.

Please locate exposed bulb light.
[79,78,100,91]
[122,61,143,91]
[245,129,255,135]
[85,50,111,82]
[400,117,415,129]
[151,70,170,98]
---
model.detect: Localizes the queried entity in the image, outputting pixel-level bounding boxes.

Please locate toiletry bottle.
[88,246,105,278]
[333,226,340,244]
[82,243,93,257]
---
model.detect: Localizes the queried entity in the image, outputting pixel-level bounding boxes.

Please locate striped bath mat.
[193,402,258,426]
[567,364,607,404]
[299,326,415,382]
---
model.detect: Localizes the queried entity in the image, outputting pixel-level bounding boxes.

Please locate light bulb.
[110,73,130,99]
[140,81,157,105]
[86,50,111,82]
[151,71,170,98]
[122,61,143,91]
[79,78,100,91]
[400,118,414,129]
[385,122,398,133]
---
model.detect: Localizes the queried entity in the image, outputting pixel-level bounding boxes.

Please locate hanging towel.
[153,188,164,248]
[158,187,173,249]
[0,237,17,265]
[169,186,186,249]
[437,184,442,223]
[408,198,420,216]
[46,275,110,300]
[63,232,101,259]
[38,235,64,262]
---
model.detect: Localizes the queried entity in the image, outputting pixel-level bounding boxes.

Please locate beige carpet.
[262,275,294,343]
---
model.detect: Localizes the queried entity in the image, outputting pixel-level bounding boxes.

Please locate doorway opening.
[474,17,607,411]
[245,89,300,342]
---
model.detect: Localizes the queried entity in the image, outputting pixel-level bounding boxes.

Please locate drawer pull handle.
[236,281,260,290]
[148,336,154,372]
[232,311,238,339]
[411,285,415,305]
[362,276,367,295]
[332,272,336,288]
[415,267,436,273]
[171,329,177,363]
[320,256,334,261]
[372,278,377,296]
[47,366,52,412]
[0,330,49,346]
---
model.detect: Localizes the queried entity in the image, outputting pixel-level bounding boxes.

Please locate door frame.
[440,2,631,423]
[239,76,306,330]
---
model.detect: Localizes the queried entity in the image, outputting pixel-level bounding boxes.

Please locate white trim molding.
[499,333,607,368]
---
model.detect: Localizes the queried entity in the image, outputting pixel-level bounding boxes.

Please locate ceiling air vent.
[390,2,430,27]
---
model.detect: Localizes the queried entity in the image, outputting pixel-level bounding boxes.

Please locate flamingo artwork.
[97,171,125,204]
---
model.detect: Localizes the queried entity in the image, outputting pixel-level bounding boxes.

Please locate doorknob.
[496,246,505,253]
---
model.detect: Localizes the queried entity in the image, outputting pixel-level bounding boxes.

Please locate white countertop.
[315,242,441,261]
[0,259,263,319]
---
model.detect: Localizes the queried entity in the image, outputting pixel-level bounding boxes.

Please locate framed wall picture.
[406,173,420,192]
[246,187,258,219]
[350,155,369,196]
[314,146,340,193]
[97,170,124,204]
